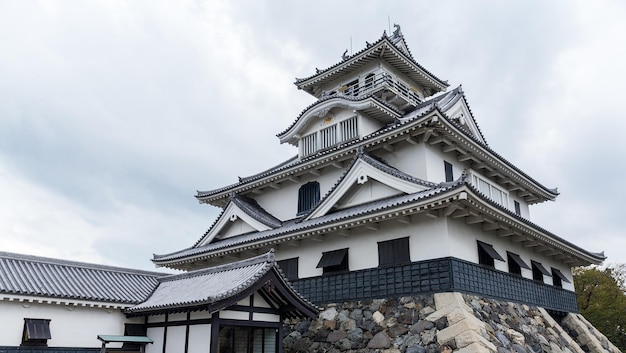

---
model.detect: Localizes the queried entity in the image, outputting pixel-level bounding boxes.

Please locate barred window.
[340,117,358,141]
[297,181,320,215]
[300,133,318,157]
[320,125,337,149]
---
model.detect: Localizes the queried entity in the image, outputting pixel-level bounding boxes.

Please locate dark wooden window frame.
[444,161,454,182]
[297,181,320,216]
[477,241,504,268]
[277,258,299,281]
[21,318,51,347]
[378,237,410,267]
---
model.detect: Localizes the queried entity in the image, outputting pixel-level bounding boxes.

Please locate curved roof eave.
[277,95,402,145]
[294,35,448,93]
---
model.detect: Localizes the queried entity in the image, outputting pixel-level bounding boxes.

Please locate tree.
[574,265,626,350]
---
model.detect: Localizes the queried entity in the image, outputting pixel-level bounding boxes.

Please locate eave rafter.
[426,117,557,204]
[451,194,601,267]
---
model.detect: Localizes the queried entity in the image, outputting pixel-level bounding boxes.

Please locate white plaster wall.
[275,215,450,278]
[148,314,166,323]
[146,327,164,353]
[190,311,211,320]
[374,142,428,181]
[164,325,186,353]
[221,219,256,239]
[188,324,211,353]
[446,217,575,291]
[219,310,248,321]
[338,180,403,209]
[253,294,271,308]
[252,166,344,221]
[252,313,280,322]
[0,300,135,348]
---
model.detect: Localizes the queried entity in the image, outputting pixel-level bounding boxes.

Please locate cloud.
[0,0,624,269]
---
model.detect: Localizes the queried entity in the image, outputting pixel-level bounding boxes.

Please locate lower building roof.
[0,251,165,305]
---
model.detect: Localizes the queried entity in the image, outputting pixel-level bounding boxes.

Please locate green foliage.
[574,265,626,350]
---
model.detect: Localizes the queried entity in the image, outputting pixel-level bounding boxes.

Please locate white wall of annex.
[146,327,164,353]
[373,142,428,181]
[188,324,211,353]
[0,300,136,348]
[164,325,186,353]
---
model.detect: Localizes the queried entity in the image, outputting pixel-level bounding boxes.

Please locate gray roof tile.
[130,251,317,316]
[0,252,164,304]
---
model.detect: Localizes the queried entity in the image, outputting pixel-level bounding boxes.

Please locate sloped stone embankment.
[283,292,620,353]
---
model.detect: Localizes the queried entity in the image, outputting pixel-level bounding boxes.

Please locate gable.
[336,179,404,210]
[305,156,431,220]
[196,201,273,247]
[443,97,486,144]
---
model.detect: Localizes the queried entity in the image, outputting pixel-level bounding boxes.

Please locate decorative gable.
[196,194,281,247]
[305,151,434,220]
[446,97,485,144]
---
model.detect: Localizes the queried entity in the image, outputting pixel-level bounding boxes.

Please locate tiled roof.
[294,32,448,91]
[196,91,557,204]
[276,95,402,140]
[0,252,164,304]
[156,183,459,264]
[231,193,282,228]
[129,251,318,317]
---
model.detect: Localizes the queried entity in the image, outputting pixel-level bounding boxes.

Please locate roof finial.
[342,49,349,61]
[393,23,402,38]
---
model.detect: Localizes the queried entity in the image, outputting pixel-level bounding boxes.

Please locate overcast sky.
[1,0,624,271]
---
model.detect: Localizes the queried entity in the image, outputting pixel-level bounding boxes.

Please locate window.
[507,252,530,276]
[514,201,521,216]
[218,326,277,353]
[277,258,299,281]
[345,79,359,96]
[297,182,320,215]
[320,125,337,149]
[531,260,551,282]
[340,117,358,141]
[477,241,504,268]
[317,248,348,275]
[122,324,147,350]
[378,237,410,267]
[299,117,358,157]
[364,74,375,91]
[21,319,51,347]
[552,268,571,288]
[471,172,509,208]
[444,161,454,182]
[300,133,317,157]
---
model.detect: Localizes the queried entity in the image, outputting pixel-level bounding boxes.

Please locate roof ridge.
[158,250,275,283]
[0,251,166,277]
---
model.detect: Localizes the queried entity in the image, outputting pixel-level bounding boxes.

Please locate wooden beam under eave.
[523,241,540,248]
[424,209,439,219]
[287,240,301,247]
[422,129,435,144]
[269,184,280,190]
[544,250,560,256]
[309,235,324,242]
[382,144,394,152]
[482,222,500,231]
[511,234,526,242]
[458,154,475,162]
[330,162,343,169]
[288,176,300,183]
[309,169,321,176]
[405,136,418,145]
[337,229,351,237]
[497,229,514,237]
[251,189,263,194]
[365,223,379,231]
[451,208,471,219]
[466,215,483,225]
[397,216,411,224]
[443,204,460,217]
[442,144,458,153]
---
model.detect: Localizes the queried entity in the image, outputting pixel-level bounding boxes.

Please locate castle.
[1,26,617,353]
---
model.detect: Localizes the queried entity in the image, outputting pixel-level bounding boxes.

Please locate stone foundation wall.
[283,293,621,353]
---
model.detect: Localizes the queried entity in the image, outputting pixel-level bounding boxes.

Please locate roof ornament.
[342,49,349,61]
[316,68,321,73]
[393,23,403,38]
